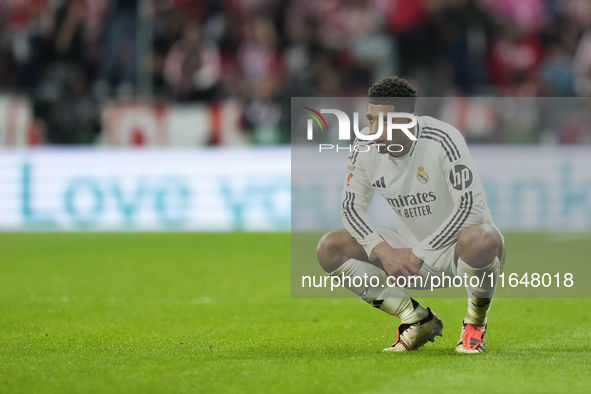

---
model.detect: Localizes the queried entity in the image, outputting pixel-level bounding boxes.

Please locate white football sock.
[328,258,429,323]
[457,256,501,327]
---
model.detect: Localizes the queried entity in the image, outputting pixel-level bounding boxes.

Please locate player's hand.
[373,242,424,280]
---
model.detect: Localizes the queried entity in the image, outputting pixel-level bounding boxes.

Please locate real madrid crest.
[417,166,429,184]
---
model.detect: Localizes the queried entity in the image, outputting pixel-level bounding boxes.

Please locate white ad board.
[0,148,290,231]
[0,147,590,232]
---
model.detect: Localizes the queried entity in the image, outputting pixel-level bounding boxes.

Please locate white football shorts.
[374,227,505,290]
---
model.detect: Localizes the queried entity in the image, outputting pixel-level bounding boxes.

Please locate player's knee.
[316,230,348,273]
[458,224,503,268]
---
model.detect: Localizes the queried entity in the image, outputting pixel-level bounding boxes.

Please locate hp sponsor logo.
[450,165,473,191]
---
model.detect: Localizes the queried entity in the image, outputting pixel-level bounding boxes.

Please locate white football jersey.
[341,115,503,266]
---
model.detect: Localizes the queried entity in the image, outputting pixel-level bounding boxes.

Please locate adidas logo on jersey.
[372,177,386,189]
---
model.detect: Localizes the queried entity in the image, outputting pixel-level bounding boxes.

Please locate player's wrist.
[372,242,392,258]
[409,251,423,266]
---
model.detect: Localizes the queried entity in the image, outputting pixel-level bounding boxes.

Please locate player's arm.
[341,151,422,278]
[340,159,383,257]
[411,127,487,266]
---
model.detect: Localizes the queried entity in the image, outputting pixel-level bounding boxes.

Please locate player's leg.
[316,229,443,351]
[316,229,426,323]
[454,223,504,353]
[316,229,370,273]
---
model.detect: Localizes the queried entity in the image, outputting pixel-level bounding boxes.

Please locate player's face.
[366,104,414,156]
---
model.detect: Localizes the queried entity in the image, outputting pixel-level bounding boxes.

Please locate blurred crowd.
[1,0,591,144]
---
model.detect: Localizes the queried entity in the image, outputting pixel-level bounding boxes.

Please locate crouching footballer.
[316,77,505,353]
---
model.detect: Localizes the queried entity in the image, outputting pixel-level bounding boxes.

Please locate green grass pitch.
[1,232,591,393]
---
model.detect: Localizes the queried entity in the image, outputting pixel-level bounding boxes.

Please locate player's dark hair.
[368,77,418,112]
